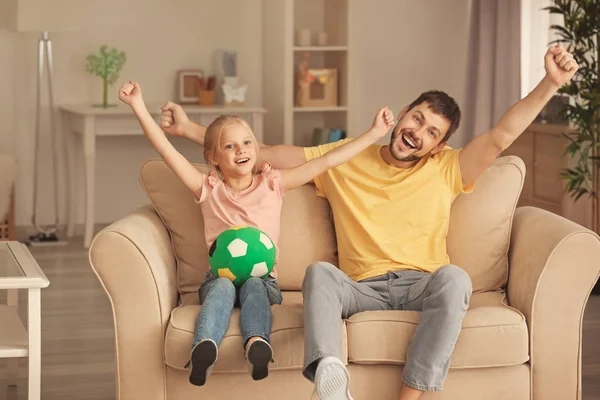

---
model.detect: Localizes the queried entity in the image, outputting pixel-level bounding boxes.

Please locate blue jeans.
[192,271,283,348]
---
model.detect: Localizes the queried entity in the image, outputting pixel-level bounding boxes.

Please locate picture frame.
[177,70,204,103]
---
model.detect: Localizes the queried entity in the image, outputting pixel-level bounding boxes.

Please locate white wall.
[348,0,471,148]
[1,0,263,227]
[2,0,472,230]
[521,0,563,98]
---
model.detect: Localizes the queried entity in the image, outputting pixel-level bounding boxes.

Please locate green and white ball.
[208,226,276,286]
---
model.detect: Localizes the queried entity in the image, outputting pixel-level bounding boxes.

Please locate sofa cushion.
[139,160,337,293]
[447,156,525,293]
[164,291,348,371]
[346,291,528,368]
[140,155,524,295]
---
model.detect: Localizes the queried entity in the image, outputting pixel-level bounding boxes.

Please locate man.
[159,45,577,400]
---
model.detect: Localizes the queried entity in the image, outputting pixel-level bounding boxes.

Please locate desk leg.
[83,116,95,248]
[251,112,264,144]
[7,290,18,386]
[28,288,41,400]
[64,114,77,238]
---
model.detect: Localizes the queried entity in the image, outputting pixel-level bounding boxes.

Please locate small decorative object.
[86,45,126,108]
[297,29,312,46]
[197,76,216,106]
[316,31,328,46]
[222,81,248,106]
[222,52,237,77]
[209,226,276,286]
[296,52,311,106]
[296,53,338,107]
[177,70,204,104]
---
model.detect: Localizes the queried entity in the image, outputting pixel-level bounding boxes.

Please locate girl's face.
[212,124,257,179]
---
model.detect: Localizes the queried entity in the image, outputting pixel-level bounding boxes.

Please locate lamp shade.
[6,0,81,32]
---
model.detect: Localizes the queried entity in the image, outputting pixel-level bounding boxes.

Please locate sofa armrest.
[89,205,178,400]
[507,206,600,400]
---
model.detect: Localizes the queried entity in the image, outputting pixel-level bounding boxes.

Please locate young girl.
[118,80,395,387]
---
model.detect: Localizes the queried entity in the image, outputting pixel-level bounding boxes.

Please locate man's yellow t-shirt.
[304,139,474,282]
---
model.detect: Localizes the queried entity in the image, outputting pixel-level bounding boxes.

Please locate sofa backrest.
[140,155,524,294]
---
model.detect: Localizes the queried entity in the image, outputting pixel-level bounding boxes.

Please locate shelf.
[294,46,348,52]
[0,305,28,358]
[294,106,348,112]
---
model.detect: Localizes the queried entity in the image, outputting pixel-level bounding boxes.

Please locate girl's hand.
[369,106,396,139]
[118,81,143,108]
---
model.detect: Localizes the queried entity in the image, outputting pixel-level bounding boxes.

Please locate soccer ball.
[208,226,276,286]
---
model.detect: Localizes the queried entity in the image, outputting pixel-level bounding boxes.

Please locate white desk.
[60,104,267,248]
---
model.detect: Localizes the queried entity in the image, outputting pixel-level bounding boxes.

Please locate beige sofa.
[89,156,600,400]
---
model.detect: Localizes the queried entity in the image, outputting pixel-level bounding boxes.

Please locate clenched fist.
[160,101,191,137]
[118,81,143,107]
[371,106,396,139]
[544,44,578,87]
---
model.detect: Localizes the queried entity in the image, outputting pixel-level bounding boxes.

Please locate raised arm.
[280,107,395,191]
[160,101,307,169]
[459,44,578,186]
[119,82,204,199]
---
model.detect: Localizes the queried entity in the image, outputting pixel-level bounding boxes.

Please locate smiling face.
[203,116,259,180]
[212,124,257,178]
[387,90,462,164]
[388,103,450,162]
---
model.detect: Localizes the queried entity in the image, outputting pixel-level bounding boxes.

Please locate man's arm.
[160,102,207,146]
[160,101,306,169]
[459,45,578,186]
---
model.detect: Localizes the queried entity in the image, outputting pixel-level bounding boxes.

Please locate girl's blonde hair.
[203,115,260,173]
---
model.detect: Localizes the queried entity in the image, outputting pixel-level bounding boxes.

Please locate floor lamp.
[9,0,80,246]
[28,30,64,245]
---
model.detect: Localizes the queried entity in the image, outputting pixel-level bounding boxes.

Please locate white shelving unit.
[264,0,350,146]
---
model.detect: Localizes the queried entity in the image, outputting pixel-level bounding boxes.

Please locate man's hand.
[544,44,578,88]
[459,45,579,187]
[118,81,143,108]
[160,101,191,137]
[370,106,396,139]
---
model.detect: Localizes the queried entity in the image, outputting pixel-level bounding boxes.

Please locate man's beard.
[389,127,423,162]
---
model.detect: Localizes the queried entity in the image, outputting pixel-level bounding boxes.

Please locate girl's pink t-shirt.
[195,168,285,276]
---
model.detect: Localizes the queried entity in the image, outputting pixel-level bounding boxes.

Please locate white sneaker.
[314,356,354,400]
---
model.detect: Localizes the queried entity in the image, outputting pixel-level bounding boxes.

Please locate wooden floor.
[0,240,599,399]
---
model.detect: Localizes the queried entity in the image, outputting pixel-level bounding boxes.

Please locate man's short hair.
[407,90,461,141]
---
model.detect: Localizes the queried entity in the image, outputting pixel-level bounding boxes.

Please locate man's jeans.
[193,271,283,348]
[302,262,472,392]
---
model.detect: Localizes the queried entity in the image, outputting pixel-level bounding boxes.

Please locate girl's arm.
[119,81,204,199]
[280,107,395,192]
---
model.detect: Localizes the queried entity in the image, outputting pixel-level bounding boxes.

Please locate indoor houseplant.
[546,0,599,293]
[86,45,127,108]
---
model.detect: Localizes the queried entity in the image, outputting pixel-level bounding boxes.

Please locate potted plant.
[86,45,127,108]
[546,0,600,293]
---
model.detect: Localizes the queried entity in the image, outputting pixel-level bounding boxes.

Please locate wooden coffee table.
[0,241,49,399]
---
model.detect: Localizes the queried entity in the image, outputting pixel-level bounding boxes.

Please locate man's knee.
[431,264,472,304]
[302,262,340,293]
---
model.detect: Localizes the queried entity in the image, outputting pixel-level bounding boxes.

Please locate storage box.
[297,68,338,107]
